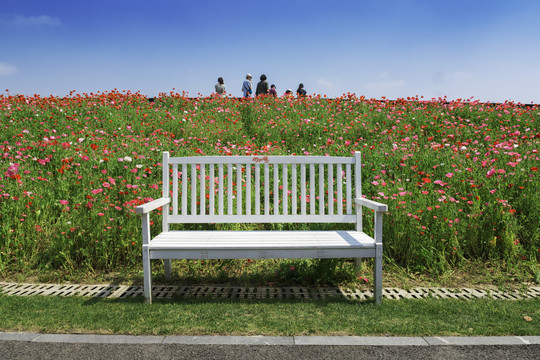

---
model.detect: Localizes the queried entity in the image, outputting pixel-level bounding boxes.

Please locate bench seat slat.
[148,230,375,250]
[150,248,377,260]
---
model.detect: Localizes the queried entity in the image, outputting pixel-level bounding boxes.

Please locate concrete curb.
[1,332,539,346]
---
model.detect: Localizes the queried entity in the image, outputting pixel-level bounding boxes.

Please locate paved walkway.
[1,332,540,346]
[2,282,540,300]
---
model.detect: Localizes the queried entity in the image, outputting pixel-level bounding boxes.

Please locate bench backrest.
[161,152,362,224]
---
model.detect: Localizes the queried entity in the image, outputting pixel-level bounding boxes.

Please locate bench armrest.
[355,198,388,212]
[135,197,171,214]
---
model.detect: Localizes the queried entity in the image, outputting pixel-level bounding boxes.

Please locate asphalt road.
[1,342,539,360]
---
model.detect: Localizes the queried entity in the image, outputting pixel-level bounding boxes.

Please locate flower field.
[1,91,539,282]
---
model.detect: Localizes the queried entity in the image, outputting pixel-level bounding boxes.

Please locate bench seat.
[148,230,376,259]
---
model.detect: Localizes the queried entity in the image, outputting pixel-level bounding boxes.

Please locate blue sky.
[1,0,539,103]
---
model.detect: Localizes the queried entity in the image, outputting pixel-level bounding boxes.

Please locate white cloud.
[1,15,61,27]
[364,79,405,91]
[316,78,337,89]
[433,71,473,83]
[315,78,345,96]
[0,62,18,76]
[446,71,473,81]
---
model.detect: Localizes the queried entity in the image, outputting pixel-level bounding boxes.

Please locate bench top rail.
[161,152,362,224]
[168,155,356,165]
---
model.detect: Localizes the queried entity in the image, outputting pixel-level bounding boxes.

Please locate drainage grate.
[1,282,539,301]
[0,283,119,298]
[115,285,178,299]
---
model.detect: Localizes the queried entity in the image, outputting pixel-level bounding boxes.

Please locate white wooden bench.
[136,152,388,303]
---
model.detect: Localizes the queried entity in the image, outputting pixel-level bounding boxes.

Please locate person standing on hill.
[297,83,307,97]
[215,77,226,96]
[255,74,269,96]
[242,74,253,98]
[269,84,277,97]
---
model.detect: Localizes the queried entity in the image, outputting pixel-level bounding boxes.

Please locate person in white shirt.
[215,77,226,96]
[242,74,253,97]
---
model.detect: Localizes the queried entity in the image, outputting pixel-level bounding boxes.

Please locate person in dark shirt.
[255,74,269,96]
[296,83,307,97]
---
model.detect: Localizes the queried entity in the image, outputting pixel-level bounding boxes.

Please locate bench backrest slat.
[318,164,324,214]
[172,163,178,214]
[255,164,260,215]
[162,152,361,224]
[227,164,233,215]
[337,163,342,215]
[301,164,306,215]
[218,164,224,215]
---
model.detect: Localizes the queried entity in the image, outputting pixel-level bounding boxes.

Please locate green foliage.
[0,93,538,282]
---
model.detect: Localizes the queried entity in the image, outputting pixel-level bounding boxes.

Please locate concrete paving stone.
[0,332,41,341]
[470,289,488,298]
[339,288,370,301]
[424,337,452,345]
[33,334,165,344]
[0,283,14,292]
[309,287,338,300]
[75,285,109,297]
[383,288,407,294]
[425,336,527,345]
[230,287,256,299]
[163,335,294,345]
[107,285,130,298]
[39,285,64,296]
[255,287,269,299]
[151,286,176,299]
[55,285,84,297]
[116,285,144,299]
[202,286,218,298]
[294,336,429,346]
[518,336,540,344]
[427,288,458,299]
[2,283,36,296]
[404,289,429,299]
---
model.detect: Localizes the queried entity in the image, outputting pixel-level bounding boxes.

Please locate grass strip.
[0,294,538,336]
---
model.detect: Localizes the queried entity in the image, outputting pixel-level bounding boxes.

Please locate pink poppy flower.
[6,165,18,177]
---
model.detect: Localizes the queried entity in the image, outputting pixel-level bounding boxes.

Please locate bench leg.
[354,258,363,267]
[373,244,383,304]
[164,259,172,279]
[142,245,152,304]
